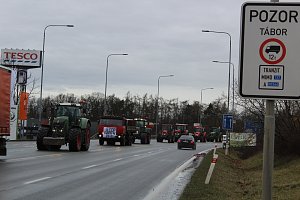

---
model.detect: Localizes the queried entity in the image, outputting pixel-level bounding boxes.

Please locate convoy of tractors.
[0,63,221,154]
[34,102,220,151]
[36,104,221,150]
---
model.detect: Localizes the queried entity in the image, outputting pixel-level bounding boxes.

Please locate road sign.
[239,2,300,99]
[222,114,233,130]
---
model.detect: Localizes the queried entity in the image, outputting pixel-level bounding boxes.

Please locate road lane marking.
[113,158,122,161]
[9,154,62,162]
[24,177,51,185]
[82,165,97,169]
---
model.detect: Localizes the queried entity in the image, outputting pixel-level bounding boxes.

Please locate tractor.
[36,103,91,152]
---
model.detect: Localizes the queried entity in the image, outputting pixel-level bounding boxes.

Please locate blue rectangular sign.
[223,114,233,130]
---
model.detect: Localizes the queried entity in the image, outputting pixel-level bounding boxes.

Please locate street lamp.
[199,87,214,125]
[39,24,74,123]
[103,53,128,115]
[213,60,235,112]
[156,74,174,137]
[202,30,232,113]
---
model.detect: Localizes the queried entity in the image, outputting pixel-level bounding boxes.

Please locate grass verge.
[179,148,300,200]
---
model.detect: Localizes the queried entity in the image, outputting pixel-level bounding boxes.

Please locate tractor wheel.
[147,135,151,144]
[120,137,125,146]
[69,128,81,152]
[37,128,48,150]
[128,135,133,146]
[50,145,61,151]
[99,139,104,145]
[141,133,145,144]
[81,124,91,151]
[125,135,132,146]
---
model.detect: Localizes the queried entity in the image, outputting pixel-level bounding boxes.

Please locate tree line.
[27,89,300,155]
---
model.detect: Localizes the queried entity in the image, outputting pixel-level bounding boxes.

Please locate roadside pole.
[262,100,275,200]
[262,3,277,200]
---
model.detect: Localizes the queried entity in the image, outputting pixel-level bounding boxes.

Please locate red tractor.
[157,124,174,143]
[174,123,189,142]
[193,123,207,142]
[98,116,133,146]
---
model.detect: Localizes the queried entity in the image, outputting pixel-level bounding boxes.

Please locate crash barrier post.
[213,143,217,155]
[205,153,218,184]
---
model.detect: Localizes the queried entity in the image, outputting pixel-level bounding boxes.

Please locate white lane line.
[113,158,122,161]
[133,154,140,157]
[9,154,62,162]
[82,165,97,169]
[24,177,51,185]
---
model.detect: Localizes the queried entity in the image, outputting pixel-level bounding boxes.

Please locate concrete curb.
[143,148,212,200]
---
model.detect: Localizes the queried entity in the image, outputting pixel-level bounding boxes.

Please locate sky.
[0,0,293,105]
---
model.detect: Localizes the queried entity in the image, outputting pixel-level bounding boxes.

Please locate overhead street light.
[213,60,235,112]
[39,24,74,123]
[103,53,128,115]
[199,87,214,125]
[202,29,232,113]
[156,74,174,137]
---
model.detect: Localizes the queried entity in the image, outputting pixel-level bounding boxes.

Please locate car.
[177,135,196,150]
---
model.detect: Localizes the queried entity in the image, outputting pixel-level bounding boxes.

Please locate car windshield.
[100,119,123,126]
[135,120,145,127]
[56,106,80,118]
[177,125,186,131]
[162,125,171,130]
[179,135,193,140]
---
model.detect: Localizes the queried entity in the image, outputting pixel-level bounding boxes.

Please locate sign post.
[239,0,299,199]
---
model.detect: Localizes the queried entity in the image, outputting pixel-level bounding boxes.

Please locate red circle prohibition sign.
[259,38,286,65]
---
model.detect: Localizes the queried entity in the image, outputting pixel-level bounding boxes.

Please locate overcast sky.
[0,0,292,104]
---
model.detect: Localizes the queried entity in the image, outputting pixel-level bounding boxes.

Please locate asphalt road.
[0,140,213,200]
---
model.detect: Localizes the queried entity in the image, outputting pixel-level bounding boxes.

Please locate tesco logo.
[3,51,38,60]
[1,49,42,68]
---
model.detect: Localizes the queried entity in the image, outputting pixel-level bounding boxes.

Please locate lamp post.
[39,24,74,123]
[156,75,174,137]
[103,53,128,115]
[212,60,235,112]
[202,30,232,113]
[199,87,214,125]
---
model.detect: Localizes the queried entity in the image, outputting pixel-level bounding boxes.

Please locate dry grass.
[179,148,300,200]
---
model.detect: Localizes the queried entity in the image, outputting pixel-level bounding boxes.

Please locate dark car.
[177,135,196,150]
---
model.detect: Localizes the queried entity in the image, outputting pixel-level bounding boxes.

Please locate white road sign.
[1,49,42,68]
[240,2,300,99]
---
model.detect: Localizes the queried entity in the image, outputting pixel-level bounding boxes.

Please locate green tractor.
[36,103,91,152]
[132,118,153,144]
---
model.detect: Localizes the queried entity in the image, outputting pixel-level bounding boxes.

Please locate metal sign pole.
[262,100,275,200]
[262,2,277,200]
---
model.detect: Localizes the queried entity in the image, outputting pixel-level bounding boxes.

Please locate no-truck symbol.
[259,38,286,65]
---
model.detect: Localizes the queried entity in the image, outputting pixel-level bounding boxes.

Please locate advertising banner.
[230,132,256,147]
[19,92,29,120]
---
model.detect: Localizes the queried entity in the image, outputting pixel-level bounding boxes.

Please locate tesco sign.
[1,49,42,68]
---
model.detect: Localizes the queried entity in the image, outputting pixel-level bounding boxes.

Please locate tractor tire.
[81,124,91,151]
[50,145,61,151]
[120,137,125,146]
[107,140,115,146]
[99,139,104,145]
[141,133,146,144]
[125,135,132,146]
[146,135,151,144]
[69,128,81,152]
[37,128,48,150]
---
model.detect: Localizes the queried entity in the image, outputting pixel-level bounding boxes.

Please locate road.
[0,140,213,200]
